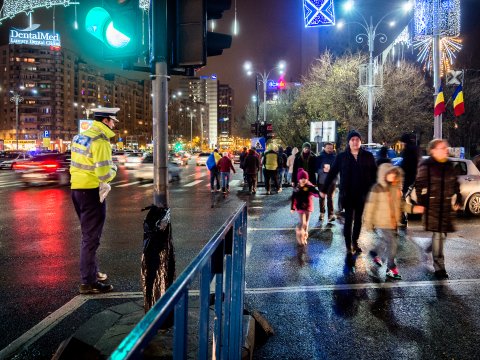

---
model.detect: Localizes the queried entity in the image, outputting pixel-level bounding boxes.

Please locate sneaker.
[373,256,383,266]
[211,189,215,193]
[353,245,362,254]
[434,270,449,280]
[96,272,108,281]
[386,268,402,280]
[328,215,336,222]
[79,282,114,294]
[278,187,283,193]
[266,191,271,195]
[319,213,325,221]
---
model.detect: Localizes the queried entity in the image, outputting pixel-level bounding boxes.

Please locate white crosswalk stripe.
[116,181,141,188]
[184,180,203,187]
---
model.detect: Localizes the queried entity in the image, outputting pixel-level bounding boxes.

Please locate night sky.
[0,0,479,119]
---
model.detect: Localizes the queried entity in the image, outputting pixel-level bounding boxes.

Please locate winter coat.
[239,150,248,169]
[243,153,260,175]
[217,156,236,173]
[400,143,420,192]
[316,150,336,185]
[415,157,461,233]
[277,149,288,169]
[287,147,299,174]
[292,150,317,185]
[263,149,279,171]
[363,163,414,230]
[291,182,320,212]
[322,147,377,208]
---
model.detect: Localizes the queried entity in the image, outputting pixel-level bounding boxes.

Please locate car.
[13,153,71,186]
[170,153,188,166]
[403,157,480,216]
[196,152,211,166]
[133,154,182,182]
[124,152,146,170]
[0,152,32,170]
[361,143,397,159]
[112,150,134,164]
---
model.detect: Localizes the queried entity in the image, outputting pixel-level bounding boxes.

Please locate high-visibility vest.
[70,121,117,189]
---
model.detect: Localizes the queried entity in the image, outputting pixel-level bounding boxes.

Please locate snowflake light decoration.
[414,0,460,39]
[0,0,78,24]
[414,35,462,76]
[303,0,336,27]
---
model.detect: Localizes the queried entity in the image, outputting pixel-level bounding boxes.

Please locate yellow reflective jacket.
[70,121,117,189]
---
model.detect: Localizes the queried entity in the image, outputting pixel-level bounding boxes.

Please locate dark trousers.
[72,189,106,285]
[265,169,279,192]
[246,173,258,192]
[210,168,220,190]
[343,200,365,251]
[319,183,336,215]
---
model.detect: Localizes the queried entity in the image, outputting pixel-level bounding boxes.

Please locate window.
[452,161,467,176]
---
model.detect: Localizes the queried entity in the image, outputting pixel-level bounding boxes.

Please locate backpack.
[206,153,216,170]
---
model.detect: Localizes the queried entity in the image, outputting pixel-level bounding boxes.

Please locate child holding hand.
[291,168,320,246]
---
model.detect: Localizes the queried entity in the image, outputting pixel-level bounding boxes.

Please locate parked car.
[124,152,147,170]
[134,154,182,182]
[0,152,32,170]
[196,152,211,166]
[361,143,397,159]
[403,157,480,216]
[13,153,71,186]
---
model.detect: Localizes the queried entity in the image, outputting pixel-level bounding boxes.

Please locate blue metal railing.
[110,203,248,360]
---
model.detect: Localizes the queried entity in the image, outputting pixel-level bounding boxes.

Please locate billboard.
[78,120,93,133]
[310,121,336,143]
[9,27,61,47]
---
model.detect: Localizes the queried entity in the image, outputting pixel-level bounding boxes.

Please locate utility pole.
[432,0,442,139]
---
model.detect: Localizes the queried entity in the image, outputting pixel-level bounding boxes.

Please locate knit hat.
[347,130,362,142]
[302,142,311,149]
[297,168,309,180]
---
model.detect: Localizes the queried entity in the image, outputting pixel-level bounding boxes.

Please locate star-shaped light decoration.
[303,0,336,28]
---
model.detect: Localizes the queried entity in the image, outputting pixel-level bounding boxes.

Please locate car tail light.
[41,161,59,172]
[13,162,28,170]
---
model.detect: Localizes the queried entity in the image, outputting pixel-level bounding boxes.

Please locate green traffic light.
[85,7,131,49]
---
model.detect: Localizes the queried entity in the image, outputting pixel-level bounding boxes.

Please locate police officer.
[71,107,119,294]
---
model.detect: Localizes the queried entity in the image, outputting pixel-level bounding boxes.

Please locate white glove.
[99,182,111,203]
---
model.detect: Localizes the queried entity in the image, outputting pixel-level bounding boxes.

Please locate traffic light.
[85,0,146,61]
[206,0,233,57]
[259,123,274,139]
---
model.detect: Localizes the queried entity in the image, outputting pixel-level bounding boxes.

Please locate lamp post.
[200,107,205,150]
[10,89,24,151]
[243,60,286,130]
[342,0,413,143]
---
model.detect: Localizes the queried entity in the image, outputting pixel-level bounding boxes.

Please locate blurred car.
[403,157,480,216]
[0,152,32,170]
[112,150,134,164]
[13,153,71,186]
[133,154,182,182]
[361,143,397,159]
[124,152,146,170]
[233,153,241,164]
[170,153,188,166]
[196,152,211,166]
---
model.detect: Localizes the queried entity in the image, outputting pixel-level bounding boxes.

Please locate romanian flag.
[452,84,465,117]
[434,85,445,116]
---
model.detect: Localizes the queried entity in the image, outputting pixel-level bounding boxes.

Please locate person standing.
[243,148,260,194]
[399,133,420,226]
[263,144,281,194]
[292,142,317,187]
[316,142,337,222]
[320,130,377,259]
[207,149,222,192]
[239,146,248,186]
[415,139,462,280]
[217,152,236,194]
[286,146,298,185]
[70,107,119,294]
[277,146,288,188]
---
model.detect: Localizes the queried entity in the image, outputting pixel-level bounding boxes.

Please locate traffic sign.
[251,137,266,153]
[43,130,50,138]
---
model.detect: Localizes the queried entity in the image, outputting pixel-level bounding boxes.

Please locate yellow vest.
[70,122,117,189]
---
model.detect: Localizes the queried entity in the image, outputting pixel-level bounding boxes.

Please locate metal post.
[263,71,267,124]
[15,100,19,150]
[200,110,203,150]
[367,16,374,144]
[432,0,442,139]
[255,74,259,125]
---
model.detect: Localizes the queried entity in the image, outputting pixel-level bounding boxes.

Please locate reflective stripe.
[96,160,114,168]
[71,161,95,171]
[71,147,93,157]
[99,171,115,181]
[91,134,108,141]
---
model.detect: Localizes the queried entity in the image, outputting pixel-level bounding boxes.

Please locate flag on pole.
[434,85,446,116]
[452,84,465,117]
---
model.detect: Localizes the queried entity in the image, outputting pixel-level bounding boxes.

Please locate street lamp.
[10,87,25,150]
[341,0,412,143]
[186,107,196,152]
[243,60,286,128]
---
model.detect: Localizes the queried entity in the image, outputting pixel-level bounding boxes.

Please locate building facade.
[218,83,233,136]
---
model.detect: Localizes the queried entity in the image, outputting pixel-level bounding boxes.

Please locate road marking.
[140,182,153,187]
[229,180,241,187]
[116,181,141,187]
[184,180,203,187]
[248,227,324,231]
[110,180,128,185]
[249,207,263,209]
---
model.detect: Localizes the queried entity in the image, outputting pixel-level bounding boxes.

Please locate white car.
[134,154,182,182]
[196,152,211,166]
[124,152,147,170]
[0,152,32,170]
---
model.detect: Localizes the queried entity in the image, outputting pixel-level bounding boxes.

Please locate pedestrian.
[291,168,320,246]
[217,152,236,194]
[207,149,222,192]
[376,146,391,166]
[399,132,420,226]
[292,142,317,187]
[415,139,462,280]
[70,107,119,294]
[316,142,337,222]
[320,130,377,262]
[277,146,288,187]
[263,144,281,194]
[239,146,248,186]
[286,146,298,185]
[363,163,425,280]
[243,148,260,194]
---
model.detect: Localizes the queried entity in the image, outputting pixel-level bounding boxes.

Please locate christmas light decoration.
[0,0,78,24]
[414,0,460,38]
[303,0,336,27]
[414,35,462,76]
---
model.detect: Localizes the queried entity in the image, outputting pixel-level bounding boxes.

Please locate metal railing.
[110,203,248,360]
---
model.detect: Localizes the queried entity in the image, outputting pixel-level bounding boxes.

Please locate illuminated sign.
[9,26,61,47]
[303,0,335,28]
[78,119,93,133]
[267,79,287,90]
[310,121,337,143]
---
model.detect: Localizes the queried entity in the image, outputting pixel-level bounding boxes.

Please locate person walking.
[70,107,119,294]
[415,139,462,280]
[239,146,248,186]
[320,130,377,261]
[399,132,420,226]
[263,144,281,194]
[277,146,288,187]
[286,146,298,185]
[243,148,260,194]
[217,152,236,194]
[316,142,337,222]
[207,149,222,192]
[291,168,320,246]
[363,163,425,280]
[292,142,317,187]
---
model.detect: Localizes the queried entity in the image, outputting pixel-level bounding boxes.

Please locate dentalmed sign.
[9,28,61,47]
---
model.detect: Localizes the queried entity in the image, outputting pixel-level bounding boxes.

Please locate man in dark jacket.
[243,148,260,194]
[292,142,317,186]
[239,146,248,186]
[399,133,420,226]
[320,130,377,258]
[316,142,337,222]
[415,139,461,280]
